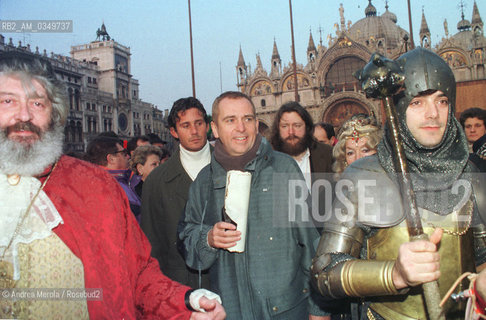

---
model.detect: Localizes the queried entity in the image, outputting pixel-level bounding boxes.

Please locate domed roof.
[365,0,377,17]
[447,3,486,50]
[382,9,397,24]
[381,2,397,24]
[348,14,408,50]
[451,29,486,50]
[457,18,471,31]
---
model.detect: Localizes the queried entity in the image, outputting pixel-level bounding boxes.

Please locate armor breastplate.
[366,201,475,320]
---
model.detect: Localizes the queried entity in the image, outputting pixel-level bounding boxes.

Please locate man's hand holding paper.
[208,222,241,249]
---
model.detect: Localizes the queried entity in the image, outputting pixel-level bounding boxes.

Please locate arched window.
[325,57,365,93]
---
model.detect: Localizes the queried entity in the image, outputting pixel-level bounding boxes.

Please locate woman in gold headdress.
[332,113,382,174]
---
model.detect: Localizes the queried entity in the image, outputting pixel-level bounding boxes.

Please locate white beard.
[0,124,64,176]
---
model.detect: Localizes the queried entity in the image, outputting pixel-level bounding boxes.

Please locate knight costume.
[311,47,486,319]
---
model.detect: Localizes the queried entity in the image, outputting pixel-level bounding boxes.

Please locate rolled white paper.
[224,170,252,253]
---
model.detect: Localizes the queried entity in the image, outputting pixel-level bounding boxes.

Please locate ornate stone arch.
[318,91,380,130]
[247,77,275,96]
[316,40,371,83]
[279,71,312,92]
[437,48,470,68]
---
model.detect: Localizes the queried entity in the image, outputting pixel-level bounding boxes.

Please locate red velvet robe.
[40,155,192,319]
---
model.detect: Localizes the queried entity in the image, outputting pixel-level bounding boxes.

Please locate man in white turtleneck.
[141,97,212,289]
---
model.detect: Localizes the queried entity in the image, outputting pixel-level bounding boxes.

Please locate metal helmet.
[377,47,469,216]
[393,47,456,116]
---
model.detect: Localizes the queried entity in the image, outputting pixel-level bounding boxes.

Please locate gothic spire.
[270,38,281,78]
[307,30,317,52]
[420,8,431,48]
[420,8,430,35]
[272,38,280,60]
[237,45,246,67]
[236,45,247,87]
[471,0,483,35]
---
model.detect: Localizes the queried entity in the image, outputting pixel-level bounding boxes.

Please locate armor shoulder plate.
[337,157,405,227]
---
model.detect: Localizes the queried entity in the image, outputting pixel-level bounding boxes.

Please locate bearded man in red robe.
[0,51,225,320]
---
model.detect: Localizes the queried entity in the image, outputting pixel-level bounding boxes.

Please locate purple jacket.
[108,169,142,222]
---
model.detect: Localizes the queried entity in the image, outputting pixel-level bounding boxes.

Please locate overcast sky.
[1,0,484,113]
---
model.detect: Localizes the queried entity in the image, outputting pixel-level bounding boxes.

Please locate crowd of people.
[1,47,486,319]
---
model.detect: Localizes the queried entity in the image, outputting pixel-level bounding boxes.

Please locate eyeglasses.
[112,149,128,156]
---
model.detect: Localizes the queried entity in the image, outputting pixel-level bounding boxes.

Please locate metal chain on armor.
[424,200,474,236]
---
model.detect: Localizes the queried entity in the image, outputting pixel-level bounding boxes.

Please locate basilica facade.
[0,23,171,153]
[236,0,486,136]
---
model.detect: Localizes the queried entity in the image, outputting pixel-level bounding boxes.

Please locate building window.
[103,118,113,132]
[88,77,92,83]
[261,99,266,107]
[326,56,365,91]
[325,56,365,95]
[68,88,74,110]
[75,89,80,111]
[86,102,90,111]
[76,121,82,142]
[93,78,97,84]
